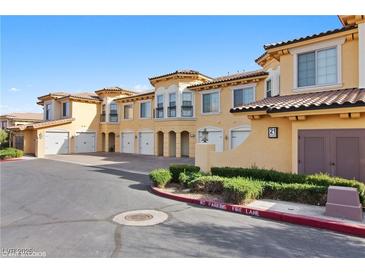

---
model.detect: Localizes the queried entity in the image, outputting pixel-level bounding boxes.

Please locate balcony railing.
[167,106,176,117]
[181,105,193,117]
[100,113,106,122]
[109,113,118,123]
[155,107,164,118]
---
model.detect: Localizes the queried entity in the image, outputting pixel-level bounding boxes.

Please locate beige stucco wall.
[201,110,365,174]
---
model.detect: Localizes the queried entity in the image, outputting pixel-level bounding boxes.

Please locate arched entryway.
[108,132,115,152]
[168,131,176,157]
[181,131,190,157]
[157,131,164,156]
[101,133,106,152]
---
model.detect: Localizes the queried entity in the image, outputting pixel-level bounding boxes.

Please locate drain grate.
[125,213,153,221]
[113,210,168,226]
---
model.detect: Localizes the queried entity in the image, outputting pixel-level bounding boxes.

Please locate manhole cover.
[125,213,153,221]
[113,210,168,226]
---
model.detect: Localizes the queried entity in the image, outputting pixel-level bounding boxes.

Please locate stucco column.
[189,135,195,158]
[105,132,109,152]
[176,131,181,158]
[163,131,169,157]
[359,22,365,88]
[195,143,215,173]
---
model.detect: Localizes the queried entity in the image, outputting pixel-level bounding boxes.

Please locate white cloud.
[9,87,20,92]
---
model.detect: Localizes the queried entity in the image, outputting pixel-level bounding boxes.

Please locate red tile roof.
[1,112,43,121]
[264,25,357,50]
[188,70,268,88]
[230,88,365,114]
[149,70,212,81]
[8,118,75,131]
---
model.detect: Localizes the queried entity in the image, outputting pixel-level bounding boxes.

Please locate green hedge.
[169,164,200,182]
[262,182,327,205]
[211,167,306,184]
[189,175,227,193]
[211,167,365,205]
[178,171,203,188]
[223,178,263,204]
[0,148,23,160]
[149,168,172,188]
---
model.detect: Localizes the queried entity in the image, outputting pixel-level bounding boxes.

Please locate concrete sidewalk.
[249,199,365,225]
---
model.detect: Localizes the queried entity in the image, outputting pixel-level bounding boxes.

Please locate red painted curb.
[0,157,24,163]
[150,186,365,238]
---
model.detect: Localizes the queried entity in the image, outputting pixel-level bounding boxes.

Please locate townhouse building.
[9,15,365,181]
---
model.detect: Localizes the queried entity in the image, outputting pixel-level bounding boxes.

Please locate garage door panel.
[231,130,250,149]
[139,132,154,155]
[334,137,360,181]
[45,132,69,155]
[76,132,96,153]
[198,130,223,152]
[121,132,134,153]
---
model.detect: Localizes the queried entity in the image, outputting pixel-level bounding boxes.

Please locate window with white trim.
[123,104,133,119]
[297,47,337,88]
[266,79,272,98]
[202,91,219,113]
[140,101,151,118]
[156,95,164,118]
[181,92,193,117]
[45,104,52,120]
[168,93,176,117]
[62,102,69,117]
[233,87,255,107]
[109,102,118,122]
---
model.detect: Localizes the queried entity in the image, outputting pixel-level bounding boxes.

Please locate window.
[109,102,118,122]
[181,92,193,117]
[140,101,151,118]
[123,104,133,119]
[62,102,69,117]
[45,104,52,120]
[297,47,337,88]
[233,87,255,107]
[202,91,219,114]
[266,79,272,98]
[156,95,164,118]
[1,121,7,129]
[100,104,106,122]
[168,93,176,117]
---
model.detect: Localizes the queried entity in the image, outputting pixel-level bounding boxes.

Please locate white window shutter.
[272,67,280,96]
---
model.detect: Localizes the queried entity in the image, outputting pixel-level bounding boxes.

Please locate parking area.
[1,158,365,257]
[45,152,194,174]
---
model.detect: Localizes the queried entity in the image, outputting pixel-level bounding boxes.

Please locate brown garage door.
[15,135,24,151]
[298,129,365,182]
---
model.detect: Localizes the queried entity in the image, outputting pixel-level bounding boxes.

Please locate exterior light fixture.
[201,128,208,143]
[38,133,43,139]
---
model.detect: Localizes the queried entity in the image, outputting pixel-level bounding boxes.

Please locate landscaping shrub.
[222,177,263,204]
[178,171,203,187]
[149,168,172,188]
[0,148,23,160]
[169,164,200,182]
[189,175,227,193]
[306,173,365,205]
[261,182,327,205]
[211,167,306,184]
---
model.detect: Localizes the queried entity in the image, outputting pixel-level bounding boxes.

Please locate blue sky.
[1,15,341,114]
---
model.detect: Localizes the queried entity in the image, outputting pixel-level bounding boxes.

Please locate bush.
[169,164,200,182]
[149,168,172,188]
[222,177,263,204]
[262,182,327,205]
[178,171,203,187]
[211,167,365,205]
[307,173,365,205]
[189,175,227,193]
[211,167,306,184]
[0,148,23,160]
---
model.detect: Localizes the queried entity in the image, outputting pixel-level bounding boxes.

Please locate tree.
[0,129,8,144]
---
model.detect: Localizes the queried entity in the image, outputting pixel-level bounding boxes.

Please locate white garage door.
[231,129,250,149]
[121,132,134,153]
[198,129,223,152]
[75,132,96,153]
[45,132,69,155]
[139,132,154,155]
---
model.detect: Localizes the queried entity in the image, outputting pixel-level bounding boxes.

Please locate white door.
[121,132,134,153]
[45,132,69,155]
[199,129,223,152]
[231,129,250,149]
[139,132,154,155]
[75,132,96,153]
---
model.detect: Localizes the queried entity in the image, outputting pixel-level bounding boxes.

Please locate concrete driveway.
[45,152,194,174]
[1,159,365,258]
